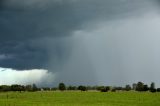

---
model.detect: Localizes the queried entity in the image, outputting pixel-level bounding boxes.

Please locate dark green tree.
[143,85,149,91]
[157,88,160,92]
[97,86,110,92]
[125,85,131,91]
[32,84,38,91]
[111,88,116,92]
[0,85,11,92]
[78,85,87,91]
[25,85,32,91]
[67,86,77,90]
[11,84,24,92]
[106,86,110,91]
[51,87,58,91]
[150,82,155,90]
[58,83,66,91]
[136,82,144,91]
[132,83,137,90]
[150,82,156,93]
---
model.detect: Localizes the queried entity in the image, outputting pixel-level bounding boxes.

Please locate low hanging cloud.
[0,67,55,86]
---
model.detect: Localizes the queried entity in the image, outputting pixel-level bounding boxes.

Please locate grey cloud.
[0,0,156,41]
[0,0,156,64]
[0,0,159,86]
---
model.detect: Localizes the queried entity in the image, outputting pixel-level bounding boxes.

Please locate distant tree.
[157,88,160,92]
[151,89,156,93]
[78,85,87,91]
[114,87,123,91]
[143,85,149,91]
[58,83,66,91]
[67,86,77,90]
[150,82,157,92]
[42,87,50,91]
[150,82,155,89]
[90,86,98,90]
[11,84,18,91]
[136,82,144,91]
[0,85,11,92]
[32,84,38,91]
[97,86,110,92]
[111,88,116,92]
[106,86,110,91]
[125,85,131,91]
[96,86,103,91]
[96,86,104,91]
[150,82,156,93]
[11,84,24,92]
[86,86,94,90]
[25,85,32,91]
[51,87,58,91]
[132,83,137,90]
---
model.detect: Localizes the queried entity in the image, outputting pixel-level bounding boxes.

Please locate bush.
[67,86,77,90]
[143,85,149,91]
[51,87,58,91]
[101,86,110,92]
[111,89,116,92]
[125,85,131,91]
[136,82,144,91]
[58,83,66,91]
[157,88,160,92]
[78,86,87,91]
[11,84,25,92]
[150,89,156,93]
[0,85,11,92]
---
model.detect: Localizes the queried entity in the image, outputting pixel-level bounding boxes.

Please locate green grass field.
[0,91,160,106]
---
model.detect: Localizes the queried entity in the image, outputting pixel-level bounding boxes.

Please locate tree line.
[0,82,159,93]
[0,84,38,92]
[57,82,159,93]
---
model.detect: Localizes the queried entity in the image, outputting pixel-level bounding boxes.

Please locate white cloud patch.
[0,67,56,86]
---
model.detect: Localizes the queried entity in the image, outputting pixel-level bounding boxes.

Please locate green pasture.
[0,91,159,106]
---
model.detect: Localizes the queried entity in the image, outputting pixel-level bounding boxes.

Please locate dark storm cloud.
[0,0,155,40]
[0,0,78,69]
[0,1,76,40]
[0,0,157,70]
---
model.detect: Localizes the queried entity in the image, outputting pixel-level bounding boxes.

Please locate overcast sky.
[0,0,160,87]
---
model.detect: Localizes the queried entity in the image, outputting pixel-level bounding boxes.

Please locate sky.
[0,0,160,87]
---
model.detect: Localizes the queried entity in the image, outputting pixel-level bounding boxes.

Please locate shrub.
[111,89,116,92]
[157,88,160,92]
[150,89,156,93]
[58,83,66,91]
[78,86,87,91]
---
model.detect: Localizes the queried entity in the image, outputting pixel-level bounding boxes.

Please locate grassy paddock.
[0,91,160,106]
